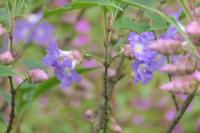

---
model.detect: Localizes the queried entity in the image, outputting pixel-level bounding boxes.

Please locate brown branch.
[6,77,16,133]
[92,56,125,133]
[164,88,197,133]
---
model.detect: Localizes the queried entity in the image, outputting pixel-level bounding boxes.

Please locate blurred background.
[0,0,200,133]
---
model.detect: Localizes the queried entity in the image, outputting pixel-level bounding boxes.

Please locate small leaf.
[0,8,10,28]
[113,16,150,33]
[0,65,18,77]
[43,0,123,17]
[145,12,168,31]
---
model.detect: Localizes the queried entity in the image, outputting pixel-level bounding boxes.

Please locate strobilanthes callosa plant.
[0,0,200,133]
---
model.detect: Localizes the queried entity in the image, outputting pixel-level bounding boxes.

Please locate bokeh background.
[0,0,200,133]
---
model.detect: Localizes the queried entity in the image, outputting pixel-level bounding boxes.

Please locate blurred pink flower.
[132,115,144,125]
[196,118,200,132]
[53,0,69,6]
[82,60,97,68]
[75,19,90,34]
[0,24,6,36]
[132,97,152,110]
[165,109,175,121]
[72,35,90,46]
[13,76,23,85]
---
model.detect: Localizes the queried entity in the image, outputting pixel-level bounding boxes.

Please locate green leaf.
[113,16,150,33]
[118,0,187,38]
[196,2,200,7]
[145,12,168,31]
[0,65,18,77]
[0,8,10,28]
[43,0,123,17]
[131,0,153,6]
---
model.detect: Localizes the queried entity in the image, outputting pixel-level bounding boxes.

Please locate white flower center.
[134,43,144,53]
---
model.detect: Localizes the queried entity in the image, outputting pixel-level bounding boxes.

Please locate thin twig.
[164,88,197,133]
[167,56,179,111]
[92,55,125,133]
[6,77,16,133]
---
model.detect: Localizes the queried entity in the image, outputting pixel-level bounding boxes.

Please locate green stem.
[177,0,193,21]
[84,53,104,63]
[167,56,179,111]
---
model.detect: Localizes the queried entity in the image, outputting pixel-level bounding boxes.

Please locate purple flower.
[33,22,55,46]
[132,60,153,84]
[128,32,156,61]
[14,12,54,46]
[128,32,166,84]
[160,11,182,39]
[13,19,33,42]
[42,42,82,88]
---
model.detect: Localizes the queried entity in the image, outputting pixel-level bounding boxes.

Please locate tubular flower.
[42,42,82,88]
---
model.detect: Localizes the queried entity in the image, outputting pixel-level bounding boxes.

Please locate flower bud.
[149,39,182,55]
[0,24,6,36]
[84,109,93,120]
[112,124,122,133]
[160,64,177,75]
[185,21,200,38]
[160,57,196,75]
[160,76,198,95]
[0,51,14,64]
[122,44,134,59]
[28,69,48,83]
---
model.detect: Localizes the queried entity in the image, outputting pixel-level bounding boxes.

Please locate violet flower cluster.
[42,42,82,88]
[14,12,54,46]
[127,32,165,84]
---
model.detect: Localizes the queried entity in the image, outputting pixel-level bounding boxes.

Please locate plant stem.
[177,0,193,21]
[6,77,16,133]
[103,45,109,133]
[167,56,179,111]
[164,88,197,133]
[102,11,113,133]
